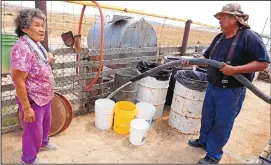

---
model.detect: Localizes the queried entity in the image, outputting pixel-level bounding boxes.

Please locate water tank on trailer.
[87,15,157,51]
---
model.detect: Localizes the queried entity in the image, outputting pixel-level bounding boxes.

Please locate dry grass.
[2,6,95,41]
[153,24,218,46]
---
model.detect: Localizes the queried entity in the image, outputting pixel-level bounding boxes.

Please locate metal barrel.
[111,68,138,103]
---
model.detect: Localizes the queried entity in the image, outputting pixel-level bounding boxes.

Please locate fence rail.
[1,45,197,133]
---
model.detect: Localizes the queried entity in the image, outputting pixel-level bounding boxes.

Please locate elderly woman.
[11,8,57,164]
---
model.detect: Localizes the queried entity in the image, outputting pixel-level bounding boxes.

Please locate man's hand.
[179,55,206,67]
[219,62,237,75]
[180,60,191,67]
[23,107,36,123]
[48,52,56,64]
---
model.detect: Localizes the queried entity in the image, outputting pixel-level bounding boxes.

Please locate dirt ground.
[2,80,270,164]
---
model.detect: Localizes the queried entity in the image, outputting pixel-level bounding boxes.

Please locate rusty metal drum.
[17,92,73,136]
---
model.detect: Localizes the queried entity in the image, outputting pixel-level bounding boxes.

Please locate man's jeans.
[199,83,246,160]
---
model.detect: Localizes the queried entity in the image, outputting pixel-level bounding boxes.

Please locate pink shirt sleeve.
[10,43,33,73]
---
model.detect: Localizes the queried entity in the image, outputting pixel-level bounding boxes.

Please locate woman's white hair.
[14,8,46,37]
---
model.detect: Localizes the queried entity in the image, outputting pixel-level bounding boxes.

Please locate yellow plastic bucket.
[113,101,136,135]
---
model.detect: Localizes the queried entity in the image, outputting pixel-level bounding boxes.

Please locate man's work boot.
[199,155,220,164]
[188,139,207,151]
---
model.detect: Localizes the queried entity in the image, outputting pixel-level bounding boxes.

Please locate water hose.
[76,1,104,91]
[107,57,271,104]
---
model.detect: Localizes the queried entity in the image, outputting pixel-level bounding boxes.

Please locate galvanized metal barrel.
[111,68,138,103]
[168,70,207,135]
[87,15,157,49]
[87,15,158,70]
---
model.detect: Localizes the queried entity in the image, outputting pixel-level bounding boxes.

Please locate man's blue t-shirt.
[203,29,270,88]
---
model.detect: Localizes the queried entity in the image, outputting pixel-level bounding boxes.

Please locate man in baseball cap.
[186,3,270,164]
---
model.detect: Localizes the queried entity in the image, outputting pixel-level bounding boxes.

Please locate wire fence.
[2,1,269,133]
[262,35,271,57]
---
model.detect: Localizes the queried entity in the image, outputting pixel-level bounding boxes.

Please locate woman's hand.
[11,68,36,123]
[23,107,36,123]
[48,52,56,64]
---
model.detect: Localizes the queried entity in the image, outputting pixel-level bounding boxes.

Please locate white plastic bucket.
[95,99,115,130]
[152,101,165,120]
[136,76,170,120]
[136,76,169,104]
[129,119,149,145]
[135,99,164,120]
[135,102,156,127]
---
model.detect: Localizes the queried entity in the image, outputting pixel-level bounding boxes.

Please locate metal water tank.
[87,15,157,51]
